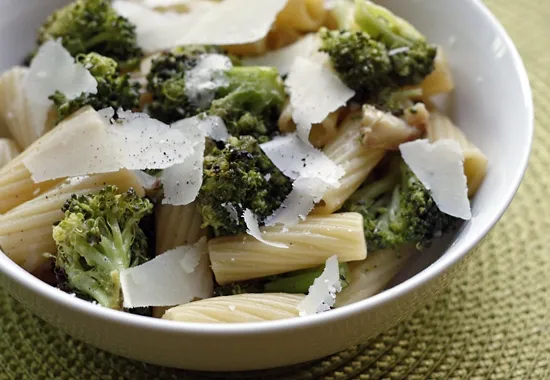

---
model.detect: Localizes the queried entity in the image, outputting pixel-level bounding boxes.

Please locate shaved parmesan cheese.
[113,1,210,53]
[222,203,240,223]
[133,170,160,190]
[243,209,288,249]
[185,54,232,109]
[260,133,344,186]
[23,108,194,182]
[160,115,228,206]
[265,177,327,226]
[261,133,344,226]
[178,0,288,46]
[297,255,342,316]
[120,238,213,308]
[285,57,354,142]
[399,139,472,220]
[243,34,320,76]
[24,40,97,137]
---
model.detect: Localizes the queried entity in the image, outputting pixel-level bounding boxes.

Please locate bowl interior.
[0,0,533,330]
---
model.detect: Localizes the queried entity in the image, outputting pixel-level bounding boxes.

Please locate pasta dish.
[0,0,487,323]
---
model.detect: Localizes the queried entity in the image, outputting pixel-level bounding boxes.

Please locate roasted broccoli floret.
[197,136,292,237]
[320,0,436,101]
[343,157,458,251]
[208,66,287,142]
[49,53,140,123]
[213,263,351,296]
[52,186,153,309]
[146,45,224,123]
[354,0,437,86]
[147,46,286,140]
[34,0,142,70]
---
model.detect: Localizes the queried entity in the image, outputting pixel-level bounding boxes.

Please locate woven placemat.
[1,0,549,379]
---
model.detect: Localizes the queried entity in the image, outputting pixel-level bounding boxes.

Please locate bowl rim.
[0,0,534,337]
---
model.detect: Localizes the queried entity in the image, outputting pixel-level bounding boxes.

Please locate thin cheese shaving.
[242,34,321,76]
[243,209,288,249]
[260,133,344,186]
[285,57,355,142]
[178,0,288,46]
[24,39,97,137]
[261,133,344,226]
[114,0,286,52]
[120,238,213,308]
[297,255,342,316]
[160,116,229,206]
[23,108,194,182]
[133,170,160,190]
[399,139,472,220]
[222,203,240,222]
[185,54,232,109]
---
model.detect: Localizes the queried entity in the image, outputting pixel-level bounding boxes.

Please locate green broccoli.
[372,87,423,116]
[319,0,436,101]
[342,157,458,251]
[146,45,224,123]
[147,46,286,141]
[52,186,153,309]
[208,66,287,142]
[354,0,437,86]
[33,0,142,70]
[213,263,351,296]
[197,136,292,237]
[49,53,140,123]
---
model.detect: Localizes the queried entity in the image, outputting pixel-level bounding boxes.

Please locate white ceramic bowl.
[0,0,533,372]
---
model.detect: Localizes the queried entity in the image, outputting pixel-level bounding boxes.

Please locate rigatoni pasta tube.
[163,293,305,323]
[278,102,341,148]
[0,138,20,169]
[335,247,415,307]
[208,213,366,285]
[0,107,100,214]
[0,170,144,273]
[316,112,385,214]
[427,111,488,197]
[420,47,454,98]
[276,0,327,33]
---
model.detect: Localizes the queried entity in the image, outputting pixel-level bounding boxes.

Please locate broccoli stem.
[263,264,350,293]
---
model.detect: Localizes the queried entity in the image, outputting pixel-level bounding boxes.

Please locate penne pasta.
[152,202,208,318]
[420,47,455,98]
[427,110,488,197]
[278,102,342,148]
[208,213,367,285]
[0,138,20,169]
[0,67,56,150]
[266,25,304,51]
[163,293,305,323]
[0,170,144,273]
[276,0,327,33]
[335,247,415,307]
[315,112,386,214]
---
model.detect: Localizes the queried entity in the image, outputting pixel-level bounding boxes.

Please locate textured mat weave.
[1,0,549,379]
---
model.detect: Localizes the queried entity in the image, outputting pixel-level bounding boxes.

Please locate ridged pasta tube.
[276,0,327,33]
[315,112,386,214]
[0,67,55,149]
[427,111,488,197]
[420,47,454,98]
[278,101,341,148]
[162,293,305,323]
[335,247,415,307]
[208,212,367,285]
[153,202,208,318]
[0,170,144,273]
[0,139,20,169]
[0,107,101,214]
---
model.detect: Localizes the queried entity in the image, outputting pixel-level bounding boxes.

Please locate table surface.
[1,0,549,379]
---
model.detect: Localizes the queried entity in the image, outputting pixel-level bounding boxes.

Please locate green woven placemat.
[1,1,549,379]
